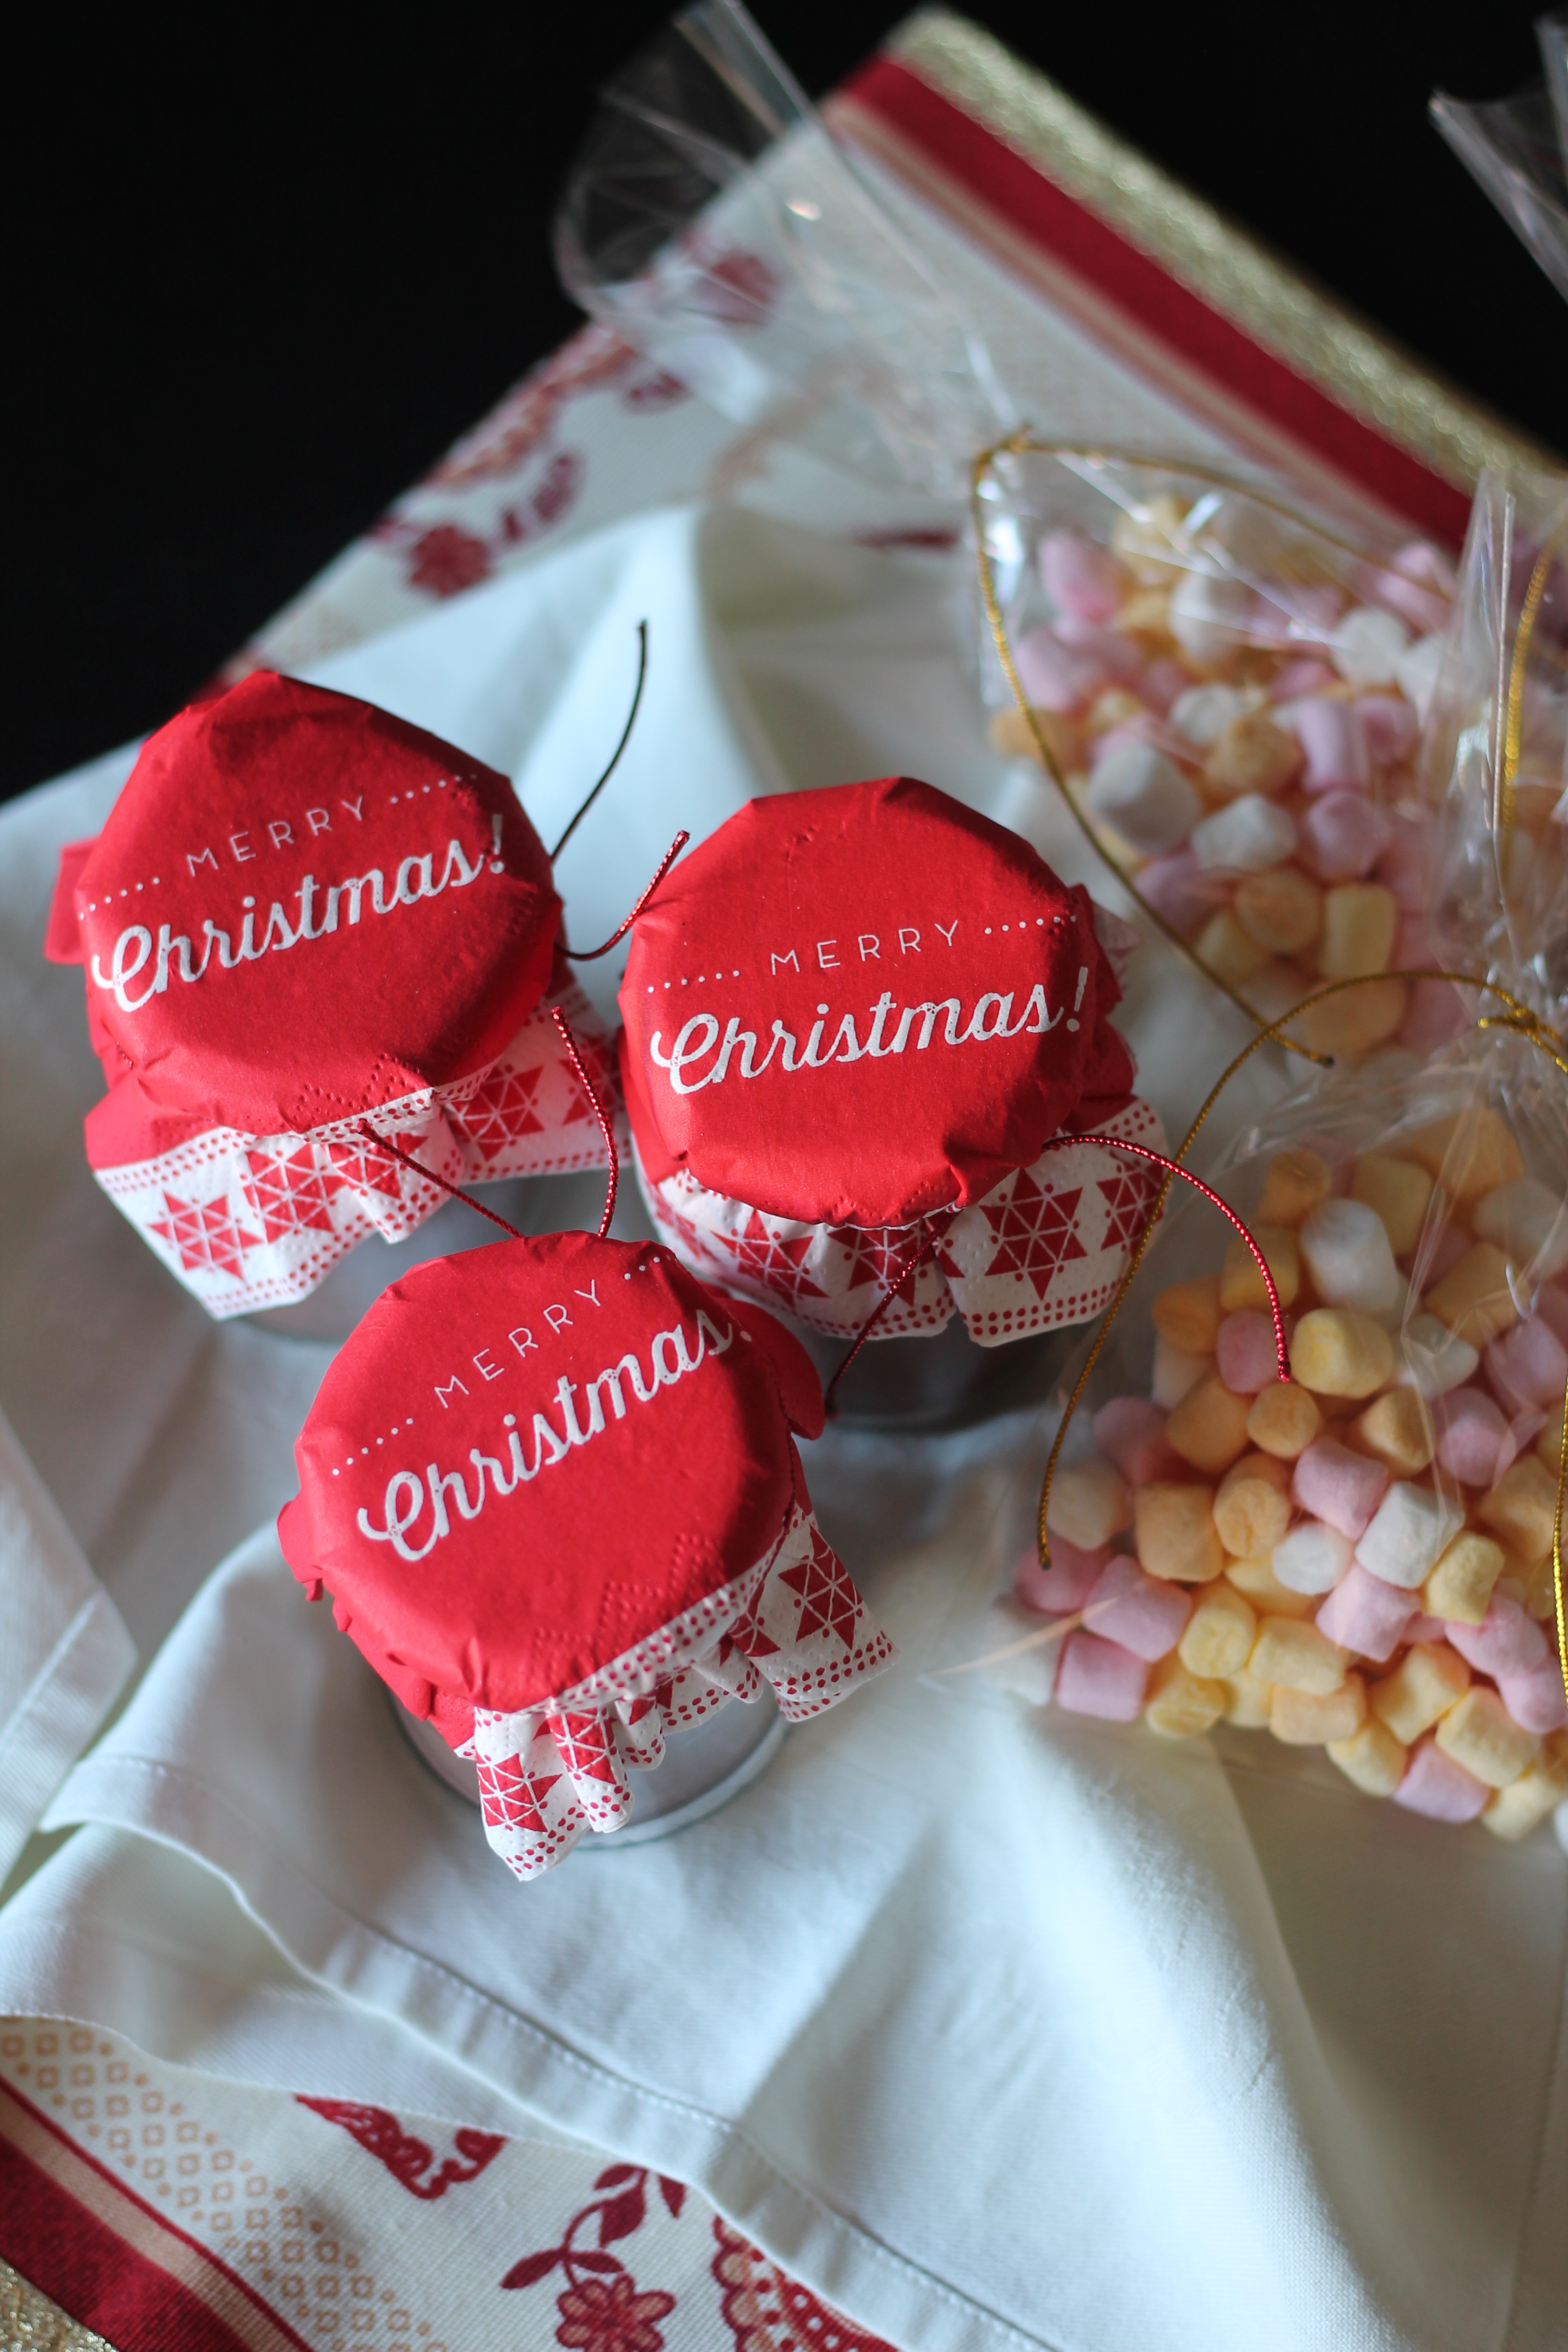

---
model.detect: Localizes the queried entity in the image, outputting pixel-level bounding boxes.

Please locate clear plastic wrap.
[974,445,1458,1057]
[553,0,1011,494]
[1431,13,1568,306]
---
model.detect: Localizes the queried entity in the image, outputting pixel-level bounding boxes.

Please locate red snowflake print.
[548,1712,622,1787]
[451,1065,545,1159]
[1097,1161,1162,1251]
[554,2272,676,2352]
[777,1528,862,1651]
[406,524,492,596]
[832,1222,920,1294]
[243,1146,339,1241]
[478,1758,563,1834]
[658,1201,717,1264]
[148,1189,261,1277]
[322,1135,420,1201]
[560,1035,618,1127]
[717,1211,829,1304]
[978,1173,1086,1300]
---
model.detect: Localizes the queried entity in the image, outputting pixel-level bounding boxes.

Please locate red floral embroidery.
[296,2099,505,2198]
[503,2164,687,2350]
[405,524,493,597]
[555,2272,677,2352]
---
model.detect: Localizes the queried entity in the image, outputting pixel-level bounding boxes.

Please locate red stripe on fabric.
[0,2080,315,2352]
[0,2135,255,2352]
[845,55,1473,546]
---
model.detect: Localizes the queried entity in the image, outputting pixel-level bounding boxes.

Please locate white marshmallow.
[1190,794,1297,873]
[1299,1198,1402,1315]
[1395,1313,1479,1397]
[1367,1270,1412,1333]
[1474,1176,1568,1280]
[1170,684,1249,747]
[1272,1521,1354,1595]
[1355,1482,1465,1589]
[1168,571,1256,666]
[1331,606,1411,689]
[1085,742,1201,857]
[1395,633,1446,718]
[1152,1335,1211,1408]
[981,1598,1059,1705]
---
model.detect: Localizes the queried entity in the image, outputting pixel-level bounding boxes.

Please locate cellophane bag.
[553,0,1011,498]
[974,447,1462,1061]
[1431,12,1568,307]
[935,464,1568,1847]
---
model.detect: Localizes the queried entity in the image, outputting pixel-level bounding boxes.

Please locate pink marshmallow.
[1300,791,1391,880]
[1534,1286,1568,1347]
[1140,657,1189,715]
[1362,567,1451,638]
[1315,1564,1417,1662]
[1420,1226,1472,1286]
[1373,817,1432,911]
[1056,1629,1151,1721]
[1404,1613,1449,1645]
[1052,614,1144,683]
[1292,697,1371,793]
[1393,914,1434,970]
[1015,628,1102,714]
[1134,848,1229,939]
[1446,1593,1550,1679]
[1394,1736,1490,1822]
[1216,1310,1282,1395]
[1292,1436,1390,1540]
[1432,1389,1510,1487]
[1485,1317,1568,1414]
[1270,658,1337,701]
[1082,1555,1193,1662]
[1399,978,1466,1054]
[1093,1397,1181,1485]
[1498,1657,1568,1734]
[1392,540,1457,595]
[1354,694,1420,765]
[1015,1534,1106,1614]
[1040,530,1133,625]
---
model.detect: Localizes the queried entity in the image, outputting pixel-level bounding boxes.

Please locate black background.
[8,3,1565,804]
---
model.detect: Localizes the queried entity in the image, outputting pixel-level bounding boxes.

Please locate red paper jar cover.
[617,777,1136,1228]
[48,670,560,1165]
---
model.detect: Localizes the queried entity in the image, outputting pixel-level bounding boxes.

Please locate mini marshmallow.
[1015,628,1101,713]
[1393,1735,1489,1823]
[1152,1336,1212,1409]
[1354,694,1420,765]
[1190,795,1297,873]
[1151,1274,1224,1359]
[1212,1452,1292,1556]
[1395,1313,1478,1399]
[1292,1435,1389,1539]
[1250,1615,1347,1694]
[1354,1482,1464,1589]
[1216,1311,1281,1395]
[1040,530,1134,624]
[1371,1641,1470,1742]
[1179,1579,1258,1677]
[1170,683,1249,745]
[1315,882,1398,979]
[1093,1397,1181,1486]
[1331,606,1409,690]
[1134,1482,1224,1583]
[1053,617,1144,682]
[1485,1316,1568,1414]
[1350,1155,1434,1256]
[1434,1687,1540,1788]
[1082,1554,1193,1660]
[1299,1198,1401,1316]
[1046,1457,1131,1550]
[1300,792,1391,881]
[1406,1109,1525,1202]
[1140,657,1190,714]
[1328,1715,1407,1796]
[1166,1374,1254,1475]
[1194,910,1271,986]
[1272,1520,1354,1596]
[1431,1388,1510,1487]
[1246,1380,1322,1461]
[1233,865,1323,956]
[1168,570,1256,666]
[1446,1592,1549,1679]
[1293,979,1408,1060]
[1015,1534,1105,1614]
[1225,1555,1314,1618]
[1426,1244,1522,1348]
[1315,1565,1417,1663]
[1055,1630,1150,1721]
[1202,711,1303,801]
[1136,848,1229,939]
[1484,1743,1568,1839]
[1395,633,1446,718]
[1291,1309,1395,1398]
[1353,1389,1435,1476]
[1293,697,1371,793]
[1223,1666,1277,1727]
[1474,1177,1568,1281]
[1496,1659,1568,1735]
[1144,1654,1228,1738]
[1255,1147,1333,1228]
[1422,1531,1505,1626]
[1085,742,1202,856]
[1219,1224,1300,1315]
[1271,1675,1365,1745]
[1477,1456,1558,1562]
[981,1598,1062,1705]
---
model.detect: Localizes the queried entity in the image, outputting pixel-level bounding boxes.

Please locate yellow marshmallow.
[1315,883,1397,979]
[1152,1274,1223,1358]
[1195,910,1271,986]
[1422,1531,1506,1626]
[1250,1616,1347,1695]
[1222,1667,1276,1727]
[1434,1688,1540,1788]
[1255,1147,1333,1228]
[1476,1456,1558,1564]
[1212,1452,1292,1558]
[1425,1243,1521,1347]
[1166,1374,1254,1476]
[1293,979,1407,1059]
[1046,1458,1131,1551]
[1349,1154,1434,1256]
[1202,711,1303,801]
[1233,867,1322,957]
[1220,1223,1301,1315]
[1353,1388,1435,1476]
[1404,1108,1525,1203]
[1483,1736,1568,1839]
[1134,1483,1225,1583]
[1179,1580,1258,1678]
[1245,1380,1322,1461]
[1272,1675,1366,1745]
[1327,1714,1407,1795]
[1370,1641,1469,1744]
[1289,1308,1395,1398]
[1222,1556,1314,1619]
[1145,1654,1229,1739]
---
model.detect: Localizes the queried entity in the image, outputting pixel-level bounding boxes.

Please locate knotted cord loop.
[562,830,689,961]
